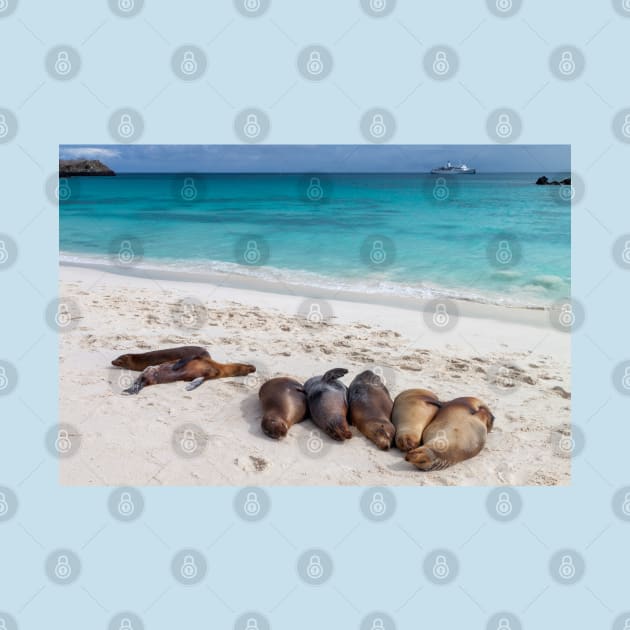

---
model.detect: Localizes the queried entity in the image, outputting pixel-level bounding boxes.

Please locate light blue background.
[1,1,629,629]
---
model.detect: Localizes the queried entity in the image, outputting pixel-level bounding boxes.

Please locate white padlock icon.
[54,51,72,76]
[243,240,261,264]
[369,240,386,264]
[0,367,8,390]
[433,177,449,201]
[0,492,8,515]
[497,618,512,630]
[244,113,261,138]
[181,177,197,200]
[495,113,513,138]
[307,51,324,75]
[180,554,198,579]
[371,619,385,630]
[307,303,323,324]
[55,302,72,328]
[181,302,197,327]
[369,0,386,11]
[245,619,260,630]
[558,51,575,75]
[432,303,449,328]
[118,240,134,264]
[369,114,386,138]
[118,491,135,516]
[495,240,513,264]
[495,491,513,516]
[432,554,450,579]
[369,491,386,516]
[118,114,135,139]
[558,433,574,454]
[118,618,134,630]
[181,50,198,75]
[624,0,630,10]
[558,554,575,579]
[244,491,261,516]
[0,114,8,138]
[622,114,630,138]
[306,554,324,579]
[307,430,324,453]
[55,429,72,453]
[621,240,630,264]
[558,303,575,327]
[0,240,8,264]
[54,554,72,579]
[495,0,512,11]
[307,177,323,200]
[622,366,630,390]
[433,430,449,452]
[244,0,261,10]
[57,178,72,201]
[621,492,630,516]
[432,51,449,75]
[118,0,134,11]
[180,429,198,453]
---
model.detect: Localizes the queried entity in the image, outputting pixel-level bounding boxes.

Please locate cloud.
[60,147,121,160]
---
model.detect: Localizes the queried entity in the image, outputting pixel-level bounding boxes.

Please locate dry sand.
[59,263,571,486]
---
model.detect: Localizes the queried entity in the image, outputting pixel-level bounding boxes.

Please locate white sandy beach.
[59,263,571,486]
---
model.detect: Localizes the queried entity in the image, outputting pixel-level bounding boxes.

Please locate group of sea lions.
[260,369,494,471]
[111,347,495,471]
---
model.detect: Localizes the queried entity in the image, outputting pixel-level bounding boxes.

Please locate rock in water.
[59,159,115,177]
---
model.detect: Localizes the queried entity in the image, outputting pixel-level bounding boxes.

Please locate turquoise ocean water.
[59,173,571,308]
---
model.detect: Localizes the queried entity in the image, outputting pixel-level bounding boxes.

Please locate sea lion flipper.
[322,368,348,382]
[123,378,143,395]
[185,377,205,391]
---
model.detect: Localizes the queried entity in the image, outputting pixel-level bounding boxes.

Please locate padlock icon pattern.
[306,554,324,579]
[621,240,630,264]
[180,50,198,76]
[433,430,449,452]
[57,178,72,201]
[307,51,324,75]
[432,554,450,579]
[558,554,576,579]
[621,492,630,516]
[558,183,574,202]
[622,114,630,138]
[369,114,386,139]
[369,239,386,264]
[0,114,8,138]
[118,240,135,264]
[180,554,198,579]
[307,303,324,324]
[180,429,198,454]
[497,618,512,630]
[496,365,514,389]
[622,366,630,390]
[244,491,261,516]
[55,429,72,453]
[558,433,574,455]
[307,177,323,201]
[495,491,513,516]
[369,0,386,12]
[118,491,135,516]
[244,114,261,138]
[495,113,513,138]
[0,366,7,391]
[0,491,8,516]
[371,619,385,630]
[369,491,386,516]
[495,0,512,11]
[181,177,198,201]
[118,114,135,139]
[245,618,260,630]
[0,240,9,264]
[624,0,630,11]
[306,430,324,454]
[55,302,72,328]
[118,618,134,630]
[558,51,575,75]
[495,240,513,264]
[54,50,72,76]
[243,240,261,265]
[118,0,134,11]
[432,303,449,328]
[432,177,449,201]
[244,0,261,11]
[180,302,198,327]
[54,554,72,580]
[432,51,450,76]
[558,303,575,328]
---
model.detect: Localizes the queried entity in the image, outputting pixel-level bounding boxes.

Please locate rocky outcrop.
[535,175,571,186]
[59,159,115,177]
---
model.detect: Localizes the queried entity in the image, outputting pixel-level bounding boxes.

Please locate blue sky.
[59,144,570,173]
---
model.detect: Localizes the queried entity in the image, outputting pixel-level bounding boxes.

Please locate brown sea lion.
[123,355,256,394]
[348,371,395,450]
[112,346,209,371]
[258,377,308,439]
[303,368,352,441]
[391,388,442,452]
[405,396,495,471]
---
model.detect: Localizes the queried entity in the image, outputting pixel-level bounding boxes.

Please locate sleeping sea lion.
[348,370,395,450]
[112,346,209,371]
[123,355,256,394]
[303,368,352,441]
[391,388,442,452]
[258,377,308,439]
[405,396,495,471]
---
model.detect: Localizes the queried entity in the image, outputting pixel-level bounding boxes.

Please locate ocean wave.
[59,251,549,310]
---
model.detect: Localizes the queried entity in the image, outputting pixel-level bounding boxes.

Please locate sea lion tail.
[123,376,144,395]
[322,368,348,382]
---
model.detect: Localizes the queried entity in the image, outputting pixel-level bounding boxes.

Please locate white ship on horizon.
[430,161,476,175]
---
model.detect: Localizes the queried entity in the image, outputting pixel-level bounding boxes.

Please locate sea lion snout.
[112,355,128,368]
[261,416,289,439]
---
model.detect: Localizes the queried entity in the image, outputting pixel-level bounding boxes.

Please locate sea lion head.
[112,354,132,368]
[261,415,289,439]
